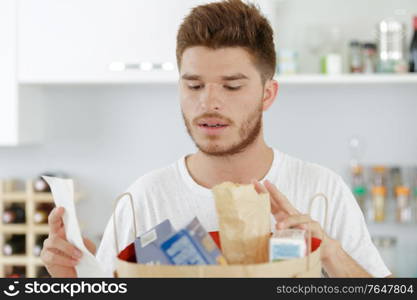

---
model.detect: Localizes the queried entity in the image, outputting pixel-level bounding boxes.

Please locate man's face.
[179,46,266,157]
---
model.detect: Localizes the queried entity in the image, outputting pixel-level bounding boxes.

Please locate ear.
[261,79,278,111]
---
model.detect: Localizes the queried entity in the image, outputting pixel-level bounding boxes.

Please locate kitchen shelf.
[32,225,50,234]
[19,73,417,85]
[2,225,28,234]
[274,74,417,84]
[1,193,27,202]
[0,179,82,278]
[0,256,28,265]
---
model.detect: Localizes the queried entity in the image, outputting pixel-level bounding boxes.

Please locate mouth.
[197,122,229,135]
[198,123,228,128]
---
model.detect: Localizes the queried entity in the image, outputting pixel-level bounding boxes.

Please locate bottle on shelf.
[372,166,388,187]
[371,166,388,223]
[34,203,55,224]
[391,167,403,188]
[376,18,408,73]
[409,16,417,72]
[362,42,377,73]
[351,165,367,215]
[321,26,343,75]
[371,186,386,223]
[2,203,26,224]
[390,167,403,199]
[36,266,50,278]
[33,234,48,257]
[3,235,26,256]
[4,266,26,278]
[349,40,363,73]
[414,191,417,223]
[33,172,68,193]
[396,186,411,223]
[33,176,50,193]
[412,168,417,223]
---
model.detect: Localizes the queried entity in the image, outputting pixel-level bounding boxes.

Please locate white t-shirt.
[96,148,391,278]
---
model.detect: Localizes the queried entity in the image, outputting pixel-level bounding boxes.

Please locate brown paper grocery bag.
[212,182,271,264]
[113,192,329,278]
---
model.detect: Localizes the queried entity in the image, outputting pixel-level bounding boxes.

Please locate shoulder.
[126,159,181,195]
[279,151,343,186]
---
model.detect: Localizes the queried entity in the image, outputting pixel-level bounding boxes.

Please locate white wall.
[0,83,416,243]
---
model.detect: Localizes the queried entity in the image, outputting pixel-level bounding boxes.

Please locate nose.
[199,83,223,111]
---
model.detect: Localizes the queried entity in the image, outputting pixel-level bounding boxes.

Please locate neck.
[185,135,274,189]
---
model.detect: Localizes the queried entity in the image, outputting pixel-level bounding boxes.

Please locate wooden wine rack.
[0,179,80,278]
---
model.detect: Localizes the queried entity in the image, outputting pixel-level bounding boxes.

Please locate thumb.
[83,237,97,255]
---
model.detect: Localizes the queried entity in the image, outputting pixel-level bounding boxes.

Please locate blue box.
[134,219,175,265]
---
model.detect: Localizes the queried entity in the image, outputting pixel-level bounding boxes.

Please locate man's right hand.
[41,207,96,278]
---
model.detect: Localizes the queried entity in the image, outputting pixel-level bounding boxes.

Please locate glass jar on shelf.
[371,166,388,223]
[371,186,387,223]
[362,42,377,73]
[395,186,411,223]
[413,169,417,223]
[351,165,367,215]
[349,40,363,73]
[372,166,387,187]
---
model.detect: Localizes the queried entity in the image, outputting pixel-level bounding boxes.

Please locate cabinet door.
[0,0,18,145]
[18,0,199,83]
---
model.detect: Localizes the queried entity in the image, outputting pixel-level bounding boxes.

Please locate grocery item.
[160,217,226,265]
[134,217,226,266]
[212,181,271,264]
[114,191,328,278]
[134,219,175,265]
[269,229,306,262]
[183,217,227,265]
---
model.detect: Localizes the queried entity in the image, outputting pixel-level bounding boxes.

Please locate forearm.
[322,238,372,278]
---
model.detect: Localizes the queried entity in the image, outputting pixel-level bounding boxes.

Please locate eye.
[224,85,241,91]
[188,85,203,90]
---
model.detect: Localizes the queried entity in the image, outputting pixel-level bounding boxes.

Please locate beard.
[182,102,263,157]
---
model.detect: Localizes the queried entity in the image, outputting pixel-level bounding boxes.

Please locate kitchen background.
[0,0,416,277]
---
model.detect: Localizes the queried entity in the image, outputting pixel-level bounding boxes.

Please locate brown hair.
[176,0,276,83]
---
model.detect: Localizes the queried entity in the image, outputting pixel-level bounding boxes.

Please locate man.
[41,0,391,278]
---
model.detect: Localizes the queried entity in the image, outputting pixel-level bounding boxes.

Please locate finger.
[273,211,288,224]
[264,180,299,215]
[43,236,83,260]
[41,249,79,268]
[276,214,312,230]
[83,238,97,255]
[48,207,65,234]
[251,179,268,194]
[276,215,322,238]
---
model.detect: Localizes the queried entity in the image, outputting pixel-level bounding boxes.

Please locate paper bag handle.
[305,192,329,273]
[112,192,138,254]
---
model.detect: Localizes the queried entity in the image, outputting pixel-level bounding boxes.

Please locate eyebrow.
[181,73,249,81]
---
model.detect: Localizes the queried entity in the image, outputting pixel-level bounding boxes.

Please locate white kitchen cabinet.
[17,0,276,84]
[17,0,203,83]
[0,0,43,146]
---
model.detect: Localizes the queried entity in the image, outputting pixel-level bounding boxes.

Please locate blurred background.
[0,0,416,277]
